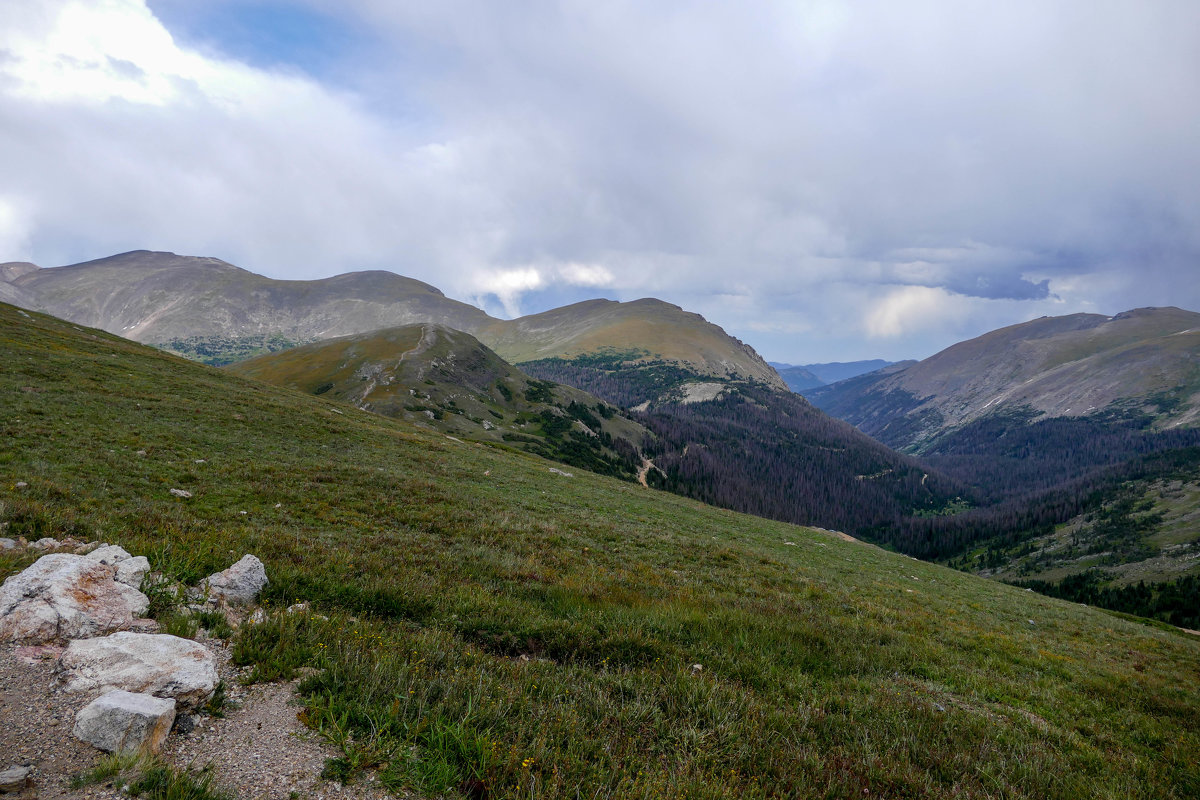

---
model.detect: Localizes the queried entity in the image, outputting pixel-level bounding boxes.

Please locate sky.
[1,1,1197,363]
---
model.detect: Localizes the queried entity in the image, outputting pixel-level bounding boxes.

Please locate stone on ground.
[73,690,176,754]
[0,554,150,644]
[200,554,268,605]
[57,631,218,710]
[0,765,34,794]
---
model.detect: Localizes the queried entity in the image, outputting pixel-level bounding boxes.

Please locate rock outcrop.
[199,554,268,606]
[73,690,176,754]
[57,632,219,710]
[0,554,150,644]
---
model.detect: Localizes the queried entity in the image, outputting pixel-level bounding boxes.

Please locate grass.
[4,302,1200,799]
[71,753,232,800]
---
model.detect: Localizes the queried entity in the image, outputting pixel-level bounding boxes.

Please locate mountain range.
[4,250,953,537]
[5,249,1199,624]
[2,250,782,390]
[803,309,1200,604]
[808,307,1200,451]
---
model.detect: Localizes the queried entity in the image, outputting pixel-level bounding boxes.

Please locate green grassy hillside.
[227,324,646,480]
[2,302,1198,799]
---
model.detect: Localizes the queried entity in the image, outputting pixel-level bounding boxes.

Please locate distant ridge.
[8,250,491,344]
[768,359,896,393]
[808,307,1200,450]
[4,250,783,388]
[481,297,785,389]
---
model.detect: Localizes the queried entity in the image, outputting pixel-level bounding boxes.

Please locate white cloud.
[556,262,614,288]
[2,0,1198,361]
[0,196,32,261]
[864,286,966,339]
[469,267,543,317]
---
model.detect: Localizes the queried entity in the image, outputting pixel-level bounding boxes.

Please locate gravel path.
[1,637,410,800]
[0,643,103,799]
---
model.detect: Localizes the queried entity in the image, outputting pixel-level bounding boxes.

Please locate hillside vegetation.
[807,309,1200,623]
[521,353,966,536]
[3,302,1199,798]
[228,324,645,480]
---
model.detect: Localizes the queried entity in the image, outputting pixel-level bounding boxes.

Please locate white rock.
[0,554,150,644]
[85,544,132,565]
[74,541,105,555]
[169,488,192,498]
[115,557,150,589]
[0,538,16,550]
[200,554,268,606]
[57,632,218,710]
[30,537,60,550]
[73,690,176,754]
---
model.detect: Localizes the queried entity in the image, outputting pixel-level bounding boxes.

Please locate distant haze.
[1,1,1198,362]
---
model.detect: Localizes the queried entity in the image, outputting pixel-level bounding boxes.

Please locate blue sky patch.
[148,0,364,80]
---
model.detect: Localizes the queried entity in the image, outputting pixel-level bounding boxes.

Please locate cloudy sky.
[2,1,1197,362]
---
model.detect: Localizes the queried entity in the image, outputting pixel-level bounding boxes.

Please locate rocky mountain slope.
[808,307,1200,451]
[803,309,1200,615]
[228,324,646,480]
[3,300,1199,799]
[4,250,492,360]
[3,250,782,387]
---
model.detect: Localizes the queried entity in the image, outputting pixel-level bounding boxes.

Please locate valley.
[805,313,1200,626]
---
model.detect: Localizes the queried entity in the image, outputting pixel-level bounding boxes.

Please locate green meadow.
[2,303,1197,799]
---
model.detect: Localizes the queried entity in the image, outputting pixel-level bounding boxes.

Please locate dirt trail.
[637,458,655,487]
